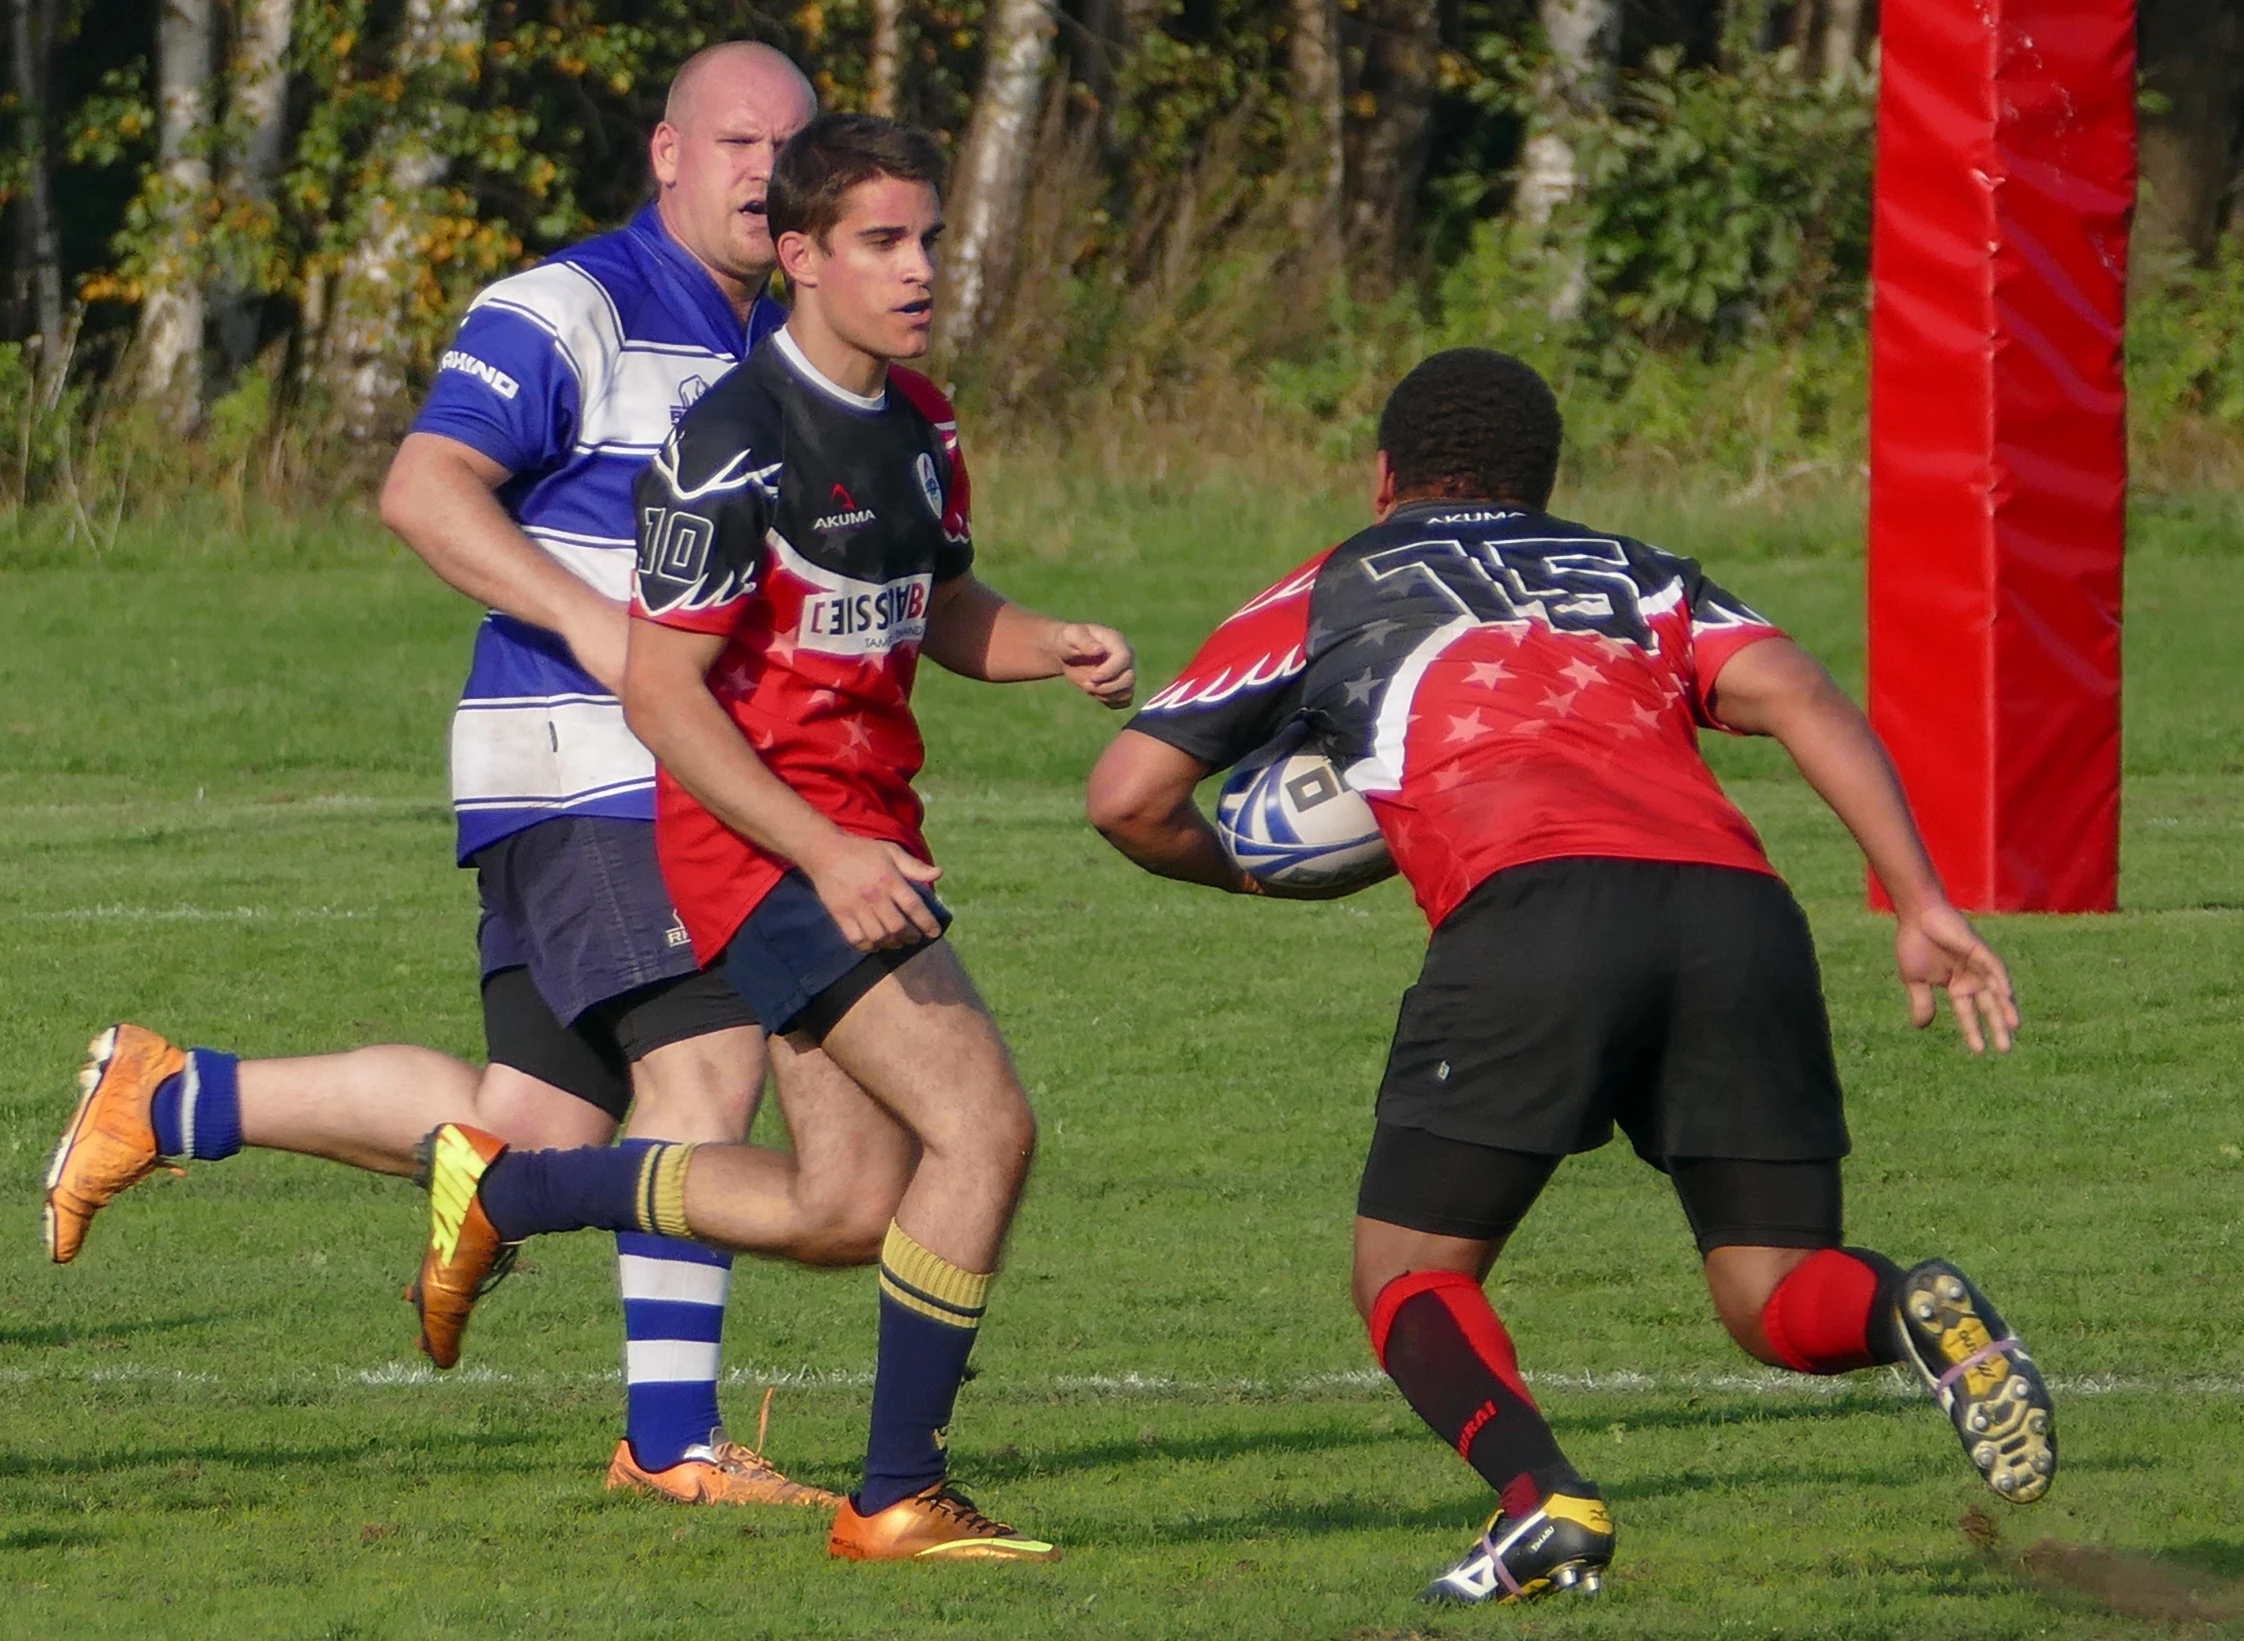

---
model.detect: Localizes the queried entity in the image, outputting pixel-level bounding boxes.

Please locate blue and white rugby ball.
[1216,726,1394,892]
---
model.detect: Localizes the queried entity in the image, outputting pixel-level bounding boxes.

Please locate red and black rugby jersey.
[631,329,972,960]
[1127,501,1785,928]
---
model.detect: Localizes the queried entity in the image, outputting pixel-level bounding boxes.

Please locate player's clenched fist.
[1048,623,1136,709]
[804,833,945,952]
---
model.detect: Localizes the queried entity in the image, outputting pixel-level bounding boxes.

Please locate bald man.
[45,44,905,1510]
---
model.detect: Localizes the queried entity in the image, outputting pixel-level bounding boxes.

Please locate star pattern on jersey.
[1465,659,1512,688]
[1561,656,1605,690]
[1340,669,1380,706]
[1444,709,1488,744]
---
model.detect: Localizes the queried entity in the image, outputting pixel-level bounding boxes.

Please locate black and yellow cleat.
[1417,1493,1613,1605]
[1896,1259,2055,1504]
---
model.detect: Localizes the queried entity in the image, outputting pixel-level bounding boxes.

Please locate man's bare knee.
[625,1026,766,1143]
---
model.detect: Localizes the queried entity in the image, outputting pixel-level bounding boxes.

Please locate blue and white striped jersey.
[411,204,785,860]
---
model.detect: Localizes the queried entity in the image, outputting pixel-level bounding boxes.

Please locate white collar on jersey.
[772,327,888,412]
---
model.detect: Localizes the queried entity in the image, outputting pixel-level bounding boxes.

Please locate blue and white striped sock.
[616,1224,732,1473]
[148,1048,242,1163]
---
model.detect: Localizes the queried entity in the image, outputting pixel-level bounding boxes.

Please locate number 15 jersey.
[631,329,973,961]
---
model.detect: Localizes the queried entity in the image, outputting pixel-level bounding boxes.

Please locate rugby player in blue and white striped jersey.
[47,43,902,1511]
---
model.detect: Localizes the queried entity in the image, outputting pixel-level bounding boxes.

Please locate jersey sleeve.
[1679,561,1785,730]
[410,303,579,475]
[630,412,774,636]
[891,368,973,581]
[1124,553,1328,769]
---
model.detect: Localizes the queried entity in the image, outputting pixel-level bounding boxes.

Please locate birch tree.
[8,0,64,388]
[139,0,218,423]
[867,0,902,116]
[1342,0,1438,267]
[318,0,484,438]
[214,0,294,373]
[933,0,1056,356]
[1513,0,1622,318]
[1287,0,1345,249]
[1820,0,1864,79]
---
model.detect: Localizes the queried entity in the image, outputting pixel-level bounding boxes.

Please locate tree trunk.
[2137,0,2244,265]
[934,0,1057,357]
[139,0,217,424]
[214,0,293,374]
[7,0,64,385]
[1342,0,1439,267]
[1513,0,1622,229]
[1287,0,1345,249]
[1820,0,1864,78]
[319,0,484,440]
[867,0,901,116]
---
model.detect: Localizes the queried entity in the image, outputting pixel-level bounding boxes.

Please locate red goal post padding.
[1867,0,2136,913]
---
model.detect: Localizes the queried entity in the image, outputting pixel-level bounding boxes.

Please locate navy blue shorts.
[715,868,952,1040]
[474,815,707,1026]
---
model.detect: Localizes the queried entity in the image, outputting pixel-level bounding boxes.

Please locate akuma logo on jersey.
[439,350,519,399]
[814,482,877,533]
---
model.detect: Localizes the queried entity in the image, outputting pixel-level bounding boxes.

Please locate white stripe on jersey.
[1346,615,1475,796]
[524,528,636,602]
[469,261,735,458]
[450,697,654,809]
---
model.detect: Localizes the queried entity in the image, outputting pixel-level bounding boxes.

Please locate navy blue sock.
[149,1049,242,1162]
[859,1222,989,1514]
[476,1139,695,1244]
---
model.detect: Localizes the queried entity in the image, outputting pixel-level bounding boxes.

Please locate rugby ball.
[1215,726,1394,892]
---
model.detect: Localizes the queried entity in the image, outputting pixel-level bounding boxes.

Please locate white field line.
[0,1361,2230,1401]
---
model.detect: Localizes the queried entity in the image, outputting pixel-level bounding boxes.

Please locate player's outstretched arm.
[921,574,1135,706]
[623,617,942,952]
[1707,636,2019,1055]
[1086,730,1248,891]
[379,433,631,692]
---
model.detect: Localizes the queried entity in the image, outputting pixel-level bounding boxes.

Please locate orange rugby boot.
[828,1482,1060,1562]
[607,1388,841,1507]
[44,1025,188,1264]
[607,1437,842,1509]
[408,1123,519,1369]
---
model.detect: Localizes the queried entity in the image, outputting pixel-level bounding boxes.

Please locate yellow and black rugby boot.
[44,1025,188,1264]
[408,1123,519,1369]
[1418,1493,1614,1605]
[827,1483,1060,1562]
[1895,1258,2055,1503]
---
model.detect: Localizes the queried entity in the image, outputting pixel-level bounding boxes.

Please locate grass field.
[1,469,2240,1638]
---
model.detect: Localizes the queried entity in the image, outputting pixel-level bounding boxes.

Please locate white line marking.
[0,1363,2216,1400]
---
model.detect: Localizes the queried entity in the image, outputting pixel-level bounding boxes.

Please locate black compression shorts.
[1356,1122,1845,1253]
[480,966,757,1122]
[1375,857,1850,1164]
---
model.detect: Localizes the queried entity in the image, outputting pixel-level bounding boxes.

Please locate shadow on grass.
[966,1418,1394,1483]
[0,1525,103,1551]
[0,1426,541,1481]
[0,1311,236,1349]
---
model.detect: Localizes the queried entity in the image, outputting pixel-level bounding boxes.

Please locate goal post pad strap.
[1867,0,2136,913]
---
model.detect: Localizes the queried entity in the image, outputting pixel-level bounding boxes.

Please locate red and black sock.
[1758,1246,1908,1374]
[1369,1269,1593,1519]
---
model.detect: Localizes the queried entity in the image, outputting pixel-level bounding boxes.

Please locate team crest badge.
[915,452,943,518]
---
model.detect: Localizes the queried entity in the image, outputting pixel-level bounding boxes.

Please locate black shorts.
[1376,858,1849,1164]
[715,869,952,1041]
[480,965,757,1122]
